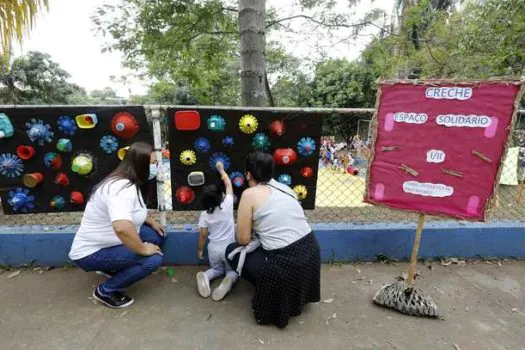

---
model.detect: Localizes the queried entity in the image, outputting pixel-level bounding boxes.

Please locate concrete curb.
[1,221,524,266]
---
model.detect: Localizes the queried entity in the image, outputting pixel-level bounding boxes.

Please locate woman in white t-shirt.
[69,142,166,309]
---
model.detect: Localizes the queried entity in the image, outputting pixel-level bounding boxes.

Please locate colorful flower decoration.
[180,150,197,166]
[56,139,72,152]
[207,115,226,132]
[252,132,271,151]
[277,174,292,186]
[57,116,77,136]
[25,119,54,145]
[0,153,23,178]
[300,166,314,178]
[70,191,85,205]
[50,196,66,210]
[269,120,286,137]
[99,135,119,154]
[229,172,245,188]
[297,137,317,157]
[111,112,139,139]
[71,153,94,175]
[16,145,35,160]
[0,113,14,139]
[209,152,231,170]
[222,136,235,147]
[194,137,211,154]
[44,152,63,170]
[75,114,98,129]
[239,114,258,134]
[176,186,195,204]
[293,185,308,200]
[8,187,35,212]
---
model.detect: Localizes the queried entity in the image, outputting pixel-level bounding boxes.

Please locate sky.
[14,0,394,97]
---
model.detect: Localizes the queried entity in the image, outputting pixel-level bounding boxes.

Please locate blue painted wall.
[1,221,524,266]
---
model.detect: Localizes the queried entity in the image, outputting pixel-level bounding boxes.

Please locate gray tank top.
[252,179,311,250]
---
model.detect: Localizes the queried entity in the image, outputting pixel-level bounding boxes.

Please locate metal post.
[150,107,167,226]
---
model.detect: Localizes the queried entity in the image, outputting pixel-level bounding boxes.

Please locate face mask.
[148,163,158,180]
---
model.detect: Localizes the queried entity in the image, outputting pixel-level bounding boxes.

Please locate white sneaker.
[212,276,233,301]
[196,272,211,298]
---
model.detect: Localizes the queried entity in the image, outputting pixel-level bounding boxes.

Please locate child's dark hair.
[201,181,226,214]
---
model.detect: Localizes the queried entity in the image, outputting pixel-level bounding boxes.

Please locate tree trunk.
[239,0,266,107]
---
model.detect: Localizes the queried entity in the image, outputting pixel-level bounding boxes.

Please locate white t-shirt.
[69,179,148,260]
[198,194,235,243]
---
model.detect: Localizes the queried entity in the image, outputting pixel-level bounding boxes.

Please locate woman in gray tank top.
[226,152,321,328]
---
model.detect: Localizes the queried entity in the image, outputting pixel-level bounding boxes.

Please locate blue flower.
[25,119,54,145]
[99,135,119,154]
[57,116,77,136]
[222,136,235,147]
[0,153,24,178]
[194,137,211,154]
[297,137,316,156]
[209,153,231,170]
[277,174,292,186]
[8,187,35,212]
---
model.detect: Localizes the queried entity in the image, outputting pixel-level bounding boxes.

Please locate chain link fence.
[2,109,525,226]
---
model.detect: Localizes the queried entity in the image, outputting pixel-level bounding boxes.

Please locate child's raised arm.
[216,161,233,195]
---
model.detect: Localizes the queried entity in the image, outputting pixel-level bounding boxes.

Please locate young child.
[196,161,237,301]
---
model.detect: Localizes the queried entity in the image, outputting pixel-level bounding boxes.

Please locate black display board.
[0,106,154,214]
[167,108,324,210]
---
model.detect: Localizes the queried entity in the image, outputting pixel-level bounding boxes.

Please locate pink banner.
[365,81,523,221]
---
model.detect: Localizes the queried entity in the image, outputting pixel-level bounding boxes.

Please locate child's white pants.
[205,240,238,282]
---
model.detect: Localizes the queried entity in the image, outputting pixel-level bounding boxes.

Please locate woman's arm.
[113,220,161,256]
[197,227,209,259]
[236,190,254,245]
[145,217,166,236]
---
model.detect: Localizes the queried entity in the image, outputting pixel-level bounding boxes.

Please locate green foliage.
[363,0,525,79]
[297,59,377,141]
[0,51,84,104]
[93,0,240,105]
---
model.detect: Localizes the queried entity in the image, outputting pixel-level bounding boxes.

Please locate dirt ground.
[0,261,523,350]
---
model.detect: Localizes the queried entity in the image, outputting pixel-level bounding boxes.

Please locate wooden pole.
[407,214,425,290]
[151,108,166,227]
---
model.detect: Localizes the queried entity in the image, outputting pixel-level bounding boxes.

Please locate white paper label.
[425,87,473,100]
[394,112,428,124]
[426,150,446,163]
[436,114,492,128]
[403,181,454,198]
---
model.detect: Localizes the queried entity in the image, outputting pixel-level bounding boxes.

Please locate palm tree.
[0,0,49,58]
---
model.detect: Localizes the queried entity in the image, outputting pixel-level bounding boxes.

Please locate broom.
[373,214,439,318]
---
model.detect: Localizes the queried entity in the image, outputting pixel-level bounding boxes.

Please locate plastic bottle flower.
[25,119,54,145]
[239,114,258,134]
[99,135,119,154]
[194,137,211,154]
[297,137,316,156]
[207,115,226,132]
[0,153,24,178]
[222,136,235,147]
[252,133,270,151]
[277,174,292,186]
[209,153,231,170]
[180,150,197,165]
[8,187,35,212]
[229,172,245,187]
[57,116,77,136]
[293,185,308,200]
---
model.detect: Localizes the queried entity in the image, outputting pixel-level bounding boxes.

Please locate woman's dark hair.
[90,142,153,206]
[245,151,274,184]
[202,182,225,214]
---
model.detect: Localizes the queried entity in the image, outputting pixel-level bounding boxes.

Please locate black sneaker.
[92,287,134,308]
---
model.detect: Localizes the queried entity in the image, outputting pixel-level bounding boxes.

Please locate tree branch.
[266,14,398,35]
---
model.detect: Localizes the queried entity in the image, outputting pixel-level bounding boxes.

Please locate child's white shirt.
[198,194,235,243]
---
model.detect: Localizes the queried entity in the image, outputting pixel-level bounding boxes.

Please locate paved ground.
[0,261,523,350]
